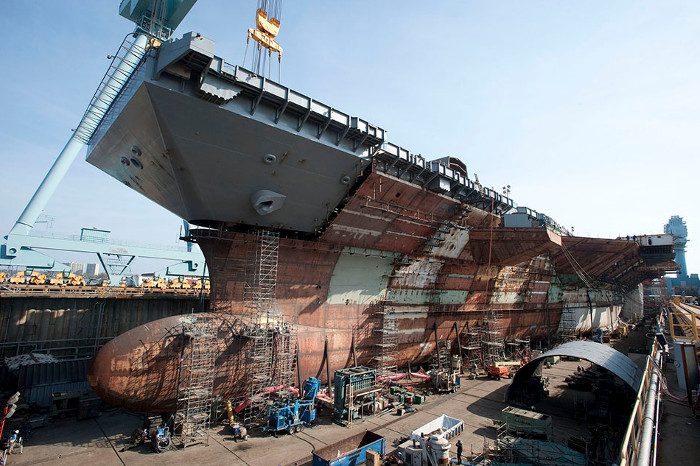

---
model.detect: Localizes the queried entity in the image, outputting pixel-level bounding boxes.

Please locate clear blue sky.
[1,1,698,274]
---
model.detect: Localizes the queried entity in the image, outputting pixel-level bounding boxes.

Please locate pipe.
[9,33,149,237]
[453,322,463,371]
[637,349,662,466]
[433,322,440,370]
[652,361,662,466]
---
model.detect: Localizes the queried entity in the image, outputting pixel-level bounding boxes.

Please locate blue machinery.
[264,377,320,435]
[0,1,205,284]
[333,366,378,424]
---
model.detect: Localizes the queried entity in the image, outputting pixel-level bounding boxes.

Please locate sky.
[1,1,698,274]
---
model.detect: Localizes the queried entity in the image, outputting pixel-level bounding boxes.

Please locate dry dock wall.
[0,295,208,358]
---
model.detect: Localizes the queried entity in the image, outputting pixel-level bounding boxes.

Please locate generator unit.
[333,366,378,423]
[501,406,553,440]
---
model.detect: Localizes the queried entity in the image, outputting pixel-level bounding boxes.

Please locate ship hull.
[85,36,666,413]
[89,229,626,413]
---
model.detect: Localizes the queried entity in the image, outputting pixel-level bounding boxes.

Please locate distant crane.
[0,0,206,285]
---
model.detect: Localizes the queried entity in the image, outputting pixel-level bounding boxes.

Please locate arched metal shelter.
[511,341,643,392]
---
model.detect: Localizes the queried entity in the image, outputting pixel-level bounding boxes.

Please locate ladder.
[175,314,216,447]
[373,305,398,376]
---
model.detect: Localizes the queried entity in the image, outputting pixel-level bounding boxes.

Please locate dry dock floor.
[10,360,593,466]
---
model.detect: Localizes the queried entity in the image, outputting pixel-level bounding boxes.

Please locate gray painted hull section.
[86,81,367,232]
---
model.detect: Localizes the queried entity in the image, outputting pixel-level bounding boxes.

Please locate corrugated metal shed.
[24,381,92,407]
[15,358,92,407]
[512,341,643,391]
[16,358,89,388]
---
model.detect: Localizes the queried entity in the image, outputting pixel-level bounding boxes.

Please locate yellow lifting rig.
[246,0,283,73]
[248,8,282,58]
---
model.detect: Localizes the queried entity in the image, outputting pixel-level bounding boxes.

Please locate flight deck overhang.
[86,32,518,234]
[469,227,562,266]
[468,227,675,289]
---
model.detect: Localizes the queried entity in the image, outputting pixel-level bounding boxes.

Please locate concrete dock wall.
[0,295,208,358]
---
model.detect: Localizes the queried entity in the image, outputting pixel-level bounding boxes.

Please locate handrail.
[618,335,660,465]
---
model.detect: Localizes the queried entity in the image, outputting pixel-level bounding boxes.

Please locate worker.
[456,439,463,464]
[8,430,22,454]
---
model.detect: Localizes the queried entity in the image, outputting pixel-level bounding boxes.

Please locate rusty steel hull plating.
[89,219,628,413]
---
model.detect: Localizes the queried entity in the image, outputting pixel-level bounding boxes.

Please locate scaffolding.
[242,230,297,424]
[432,339,452,372]
[274,319,297,393]
[495,420,514,463]
[462,325,483,377]
[174,314,216,448]
[482,309,505,367]
[560,306,578,341]
[373,304,398,376]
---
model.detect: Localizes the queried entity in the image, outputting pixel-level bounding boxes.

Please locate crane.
[0,1,206,284]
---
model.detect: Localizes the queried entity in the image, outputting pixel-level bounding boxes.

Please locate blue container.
[312,430,384,466]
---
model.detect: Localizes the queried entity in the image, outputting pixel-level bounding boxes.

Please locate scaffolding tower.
[373,304,398,376]
[244,229,281,423]
[462,325,484,376]
[482,309,505,367]
[495,420,514,463]
[175,313,216,448]
[274,319,297,393]
[559,306,578,341]
[432,339,452,372]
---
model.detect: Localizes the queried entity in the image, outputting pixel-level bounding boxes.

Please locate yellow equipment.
[0,272,6,282]
[194,278,211,290]
[49,273,66,285]
[9,272,26,284]
[169,277,183,289]
[66,273,85,286]
[155,277,169,289]
[28,271,47,285]
[141,277,156,288]
[247,2,283,61]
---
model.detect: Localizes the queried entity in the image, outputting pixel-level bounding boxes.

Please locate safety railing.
[618,339,659,466]
[0,284,209,299]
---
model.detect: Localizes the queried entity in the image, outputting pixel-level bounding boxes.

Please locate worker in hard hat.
[456,439,463,464]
